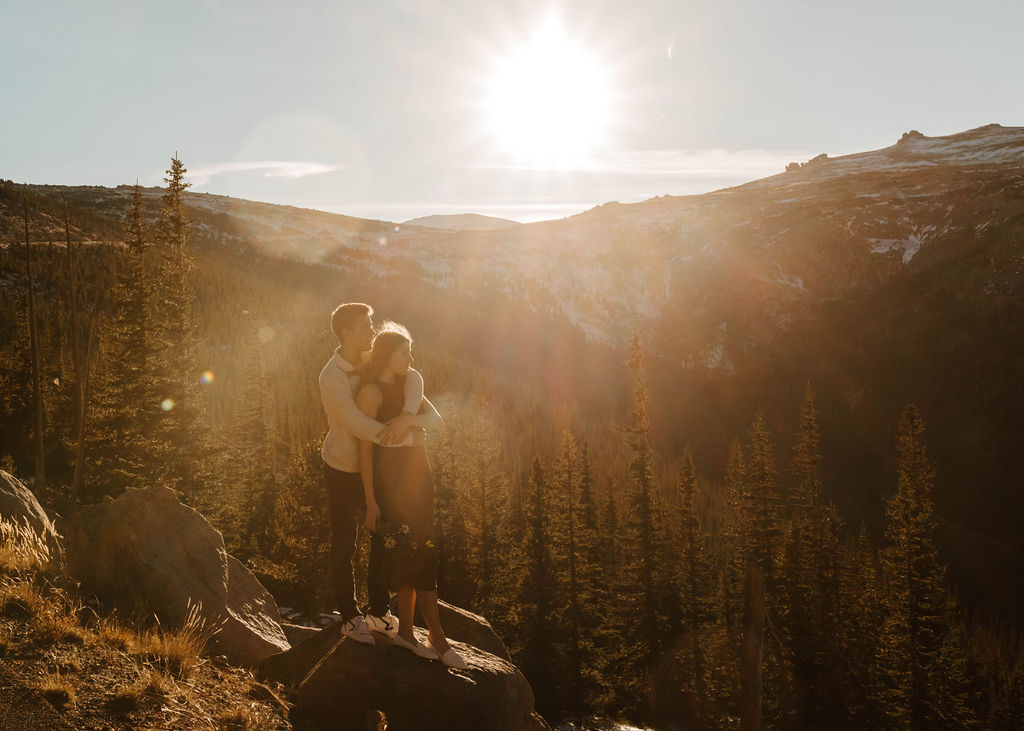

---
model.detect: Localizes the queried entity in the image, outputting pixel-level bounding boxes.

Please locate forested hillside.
[2,134,1024,727]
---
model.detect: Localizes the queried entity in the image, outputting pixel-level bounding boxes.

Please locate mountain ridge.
[402,213,521,231]
[3,123,1024,625]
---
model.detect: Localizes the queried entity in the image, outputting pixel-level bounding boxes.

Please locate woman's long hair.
[360,321,412,387]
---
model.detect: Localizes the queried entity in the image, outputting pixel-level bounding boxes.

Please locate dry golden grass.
[96,600,217,679]
[108,666,178,713]
[97,615,140,652]
[106,684,142,712]
[32,588,88,645]
[0,519,294,729]
[38,669,76,708]
[0,576,46,618]
[215,701,284,730]
[142,666,178,697]
[0,518,83,643]
[0,575,90,646]
[0,517,53,576]
[141,601,217,678]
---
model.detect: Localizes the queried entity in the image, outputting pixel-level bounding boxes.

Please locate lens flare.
[200,370,215,385]
[258,326,274,344]
[161,398,175,411]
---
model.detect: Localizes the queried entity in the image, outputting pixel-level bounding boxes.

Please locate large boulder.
[262,620,548,731]
[0,470,62,562]
[281,600,511,660]
[435,600,510,661]
[63,485,289,666]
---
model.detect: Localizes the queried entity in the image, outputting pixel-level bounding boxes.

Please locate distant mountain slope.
[5,124,1024,622]
[402,213,520,231]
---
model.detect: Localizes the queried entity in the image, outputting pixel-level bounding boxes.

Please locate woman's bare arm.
[355,384,383,530]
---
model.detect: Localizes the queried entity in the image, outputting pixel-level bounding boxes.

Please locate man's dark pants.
[324,465,389,621]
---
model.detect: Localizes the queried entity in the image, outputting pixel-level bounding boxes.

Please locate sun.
[484,21,612,165]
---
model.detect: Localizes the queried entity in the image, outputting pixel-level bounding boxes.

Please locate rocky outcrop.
[0,470,61,561]
[281,600,510,660]
[261,619,548,731]
[63,485,289,666]
[435,599,510,660]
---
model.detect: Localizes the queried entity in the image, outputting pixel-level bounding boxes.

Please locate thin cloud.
[466,148,812,178]
[189,161,343,185]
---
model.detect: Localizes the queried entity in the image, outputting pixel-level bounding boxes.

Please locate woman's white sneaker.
[393,634,440,660]
[425,639,468,669]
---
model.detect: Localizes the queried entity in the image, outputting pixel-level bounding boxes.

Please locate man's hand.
[364,500,380,532]
[379,412,417,445]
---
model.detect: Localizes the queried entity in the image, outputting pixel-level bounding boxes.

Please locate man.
[319,302,440,644]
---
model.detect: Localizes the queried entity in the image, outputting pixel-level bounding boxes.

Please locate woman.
[355,322,467,669]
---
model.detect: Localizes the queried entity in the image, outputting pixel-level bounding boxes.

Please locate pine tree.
[433,413,474,608]
[467,421,506,617]
[86,183,154,498]
[776,386,844,728]
[617,334,668,719]
[23,201,46,488]
[624,335,664,662]
[62,202,97,503]
[878,405,979,729]
[598,479,621,595]
[671,448,718,724]
[572,438,603,711]
[719,440,747,637]
[520,456,560,718]
[743,412,781,579]
[736,414,782,729]
[266,439,332,617]
[838,527,886,728]
[578,441,598,535]
[552,428,587,717]
[149,155,199,493]
[590,475,624,706]
[237,305,280,557]
[704,440,746,719]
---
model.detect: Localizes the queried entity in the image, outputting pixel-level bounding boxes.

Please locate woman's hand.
[364,500,380,531]
[380,412,417,444]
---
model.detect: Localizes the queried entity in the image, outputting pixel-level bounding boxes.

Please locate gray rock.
[63,485,289,666]
[296,627,548,731]
[260,615,547,731]
[435,599,510,661]
[280,621,319,647]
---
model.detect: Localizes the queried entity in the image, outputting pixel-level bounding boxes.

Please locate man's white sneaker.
[339,615,375,645]
[365,611,400,637]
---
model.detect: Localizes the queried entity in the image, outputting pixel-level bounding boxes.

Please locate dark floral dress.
[373,378,437,591]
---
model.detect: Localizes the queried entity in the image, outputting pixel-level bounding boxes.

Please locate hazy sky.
[2,0,1022,222]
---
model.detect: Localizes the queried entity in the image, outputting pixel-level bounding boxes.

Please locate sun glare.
[484,21,612,165]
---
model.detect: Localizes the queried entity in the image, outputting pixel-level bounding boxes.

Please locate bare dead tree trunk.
[72,320,97,502]
[740,559,765,731]
[64,203,86,503]
[24,200,46,489]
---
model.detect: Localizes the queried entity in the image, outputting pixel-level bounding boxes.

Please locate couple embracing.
[318,302,467,669]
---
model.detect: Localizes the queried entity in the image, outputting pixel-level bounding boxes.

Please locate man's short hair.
[331,302,373,343]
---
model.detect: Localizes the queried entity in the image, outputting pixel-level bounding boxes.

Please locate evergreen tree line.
[1,160,200,504]
[418,337,1024,729]
[2,162,1023,728]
